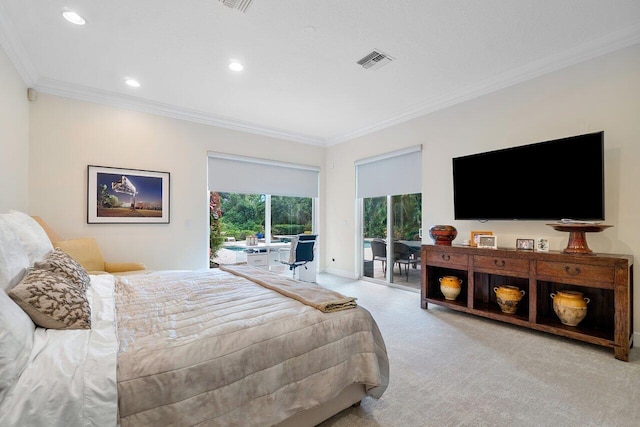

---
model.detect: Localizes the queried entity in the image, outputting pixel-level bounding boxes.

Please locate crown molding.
[2,8,639,148]
[326,23,640,146]
[33,78,326,146]
[0,2,38,86]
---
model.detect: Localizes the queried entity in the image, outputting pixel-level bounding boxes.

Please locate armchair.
[31,216,148,275]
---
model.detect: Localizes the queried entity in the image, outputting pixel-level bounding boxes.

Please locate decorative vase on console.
[428,225,457,246]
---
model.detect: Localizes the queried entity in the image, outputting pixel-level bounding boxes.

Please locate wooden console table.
[421,244,633,361]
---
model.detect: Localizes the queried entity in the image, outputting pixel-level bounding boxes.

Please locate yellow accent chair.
[31,216,148,275]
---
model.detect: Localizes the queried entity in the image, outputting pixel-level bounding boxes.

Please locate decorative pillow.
[0,290,35,401]
[34,248,91,291]
[5,210,53,264]
[8,269,91,330]
[0,216,31,291]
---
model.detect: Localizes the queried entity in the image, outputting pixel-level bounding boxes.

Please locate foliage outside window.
[215,192,312,242]
[363,193,421,240]
[209,192,224,260]
[271,195,312,236]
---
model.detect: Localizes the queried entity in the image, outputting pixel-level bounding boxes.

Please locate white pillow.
[0,216,31,292]
[5,210,53,265]
[0,289,35,402]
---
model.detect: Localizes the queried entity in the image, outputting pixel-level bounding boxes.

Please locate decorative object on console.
[428,225,457,245]
[470,230,492,247]
[516,238,534,250]
[439,276,462,301]
[535,238,549,252]
[476,235,497,249]
[493,285,525,314]
[87,165,170,224]
[547,223,612,255]
[551,290,589,326]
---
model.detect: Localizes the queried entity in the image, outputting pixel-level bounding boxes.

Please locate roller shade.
[208,153,319,197]
[356,145,422,198]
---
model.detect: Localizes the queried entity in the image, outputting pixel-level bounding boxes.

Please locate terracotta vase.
[551,290,589,326]
[428,225,457,246]
[439,276,462,300]
[493,285,525,314]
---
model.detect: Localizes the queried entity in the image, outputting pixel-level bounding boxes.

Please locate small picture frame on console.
[535,238,550,252]
[470,230,493,247]
[516,238,534,251]
[477,235,497,249]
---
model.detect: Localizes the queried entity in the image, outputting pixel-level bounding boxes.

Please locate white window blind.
[355,145,422,198]
[208,153,319,197]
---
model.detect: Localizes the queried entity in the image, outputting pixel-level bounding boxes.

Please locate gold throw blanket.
[220,264,357,312]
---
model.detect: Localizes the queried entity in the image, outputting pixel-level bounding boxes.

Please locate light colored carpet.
[314,273,640,427]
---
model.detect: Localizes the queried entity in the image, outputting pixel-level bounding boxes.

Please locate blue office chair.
[279,234,316,279]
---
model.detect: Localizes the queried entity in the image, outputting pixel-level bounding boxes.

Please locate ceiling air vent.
[357,49,394,70]
[219,0,253,13]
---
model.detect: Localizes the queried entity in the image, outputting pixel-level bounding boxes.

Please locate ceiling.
[1,1,639,146]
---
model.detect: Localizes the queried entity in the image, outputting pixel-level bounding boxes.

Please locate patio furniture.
[370,238,387,274]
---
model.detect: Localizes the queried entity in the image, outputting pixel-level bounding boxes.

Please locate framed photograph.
[470,230,493,247]
[516,238,535,251]
[536,238,550,252]
[87,165,170,224]
[477,235,497,249]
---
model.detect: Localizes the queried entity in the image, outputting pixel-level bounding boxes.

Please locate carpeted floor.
[314,273,640,427]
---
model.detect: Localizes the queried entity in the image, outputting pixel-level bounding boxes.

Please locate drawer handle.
[441,254,451,261]
[493,259,505,267]
[564,266,581,276]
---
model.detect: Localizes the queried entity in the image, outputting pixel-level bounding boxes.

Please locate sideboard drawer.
[426,250,468,269]
[473,255,529,275]
[536,261,615,289]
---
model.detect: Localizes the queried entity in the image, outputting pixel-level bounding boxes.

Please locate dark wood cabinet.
[421,244,633,361]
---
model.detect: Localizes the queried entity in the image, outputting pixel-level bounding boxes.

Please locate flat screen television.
[452,131,604,221]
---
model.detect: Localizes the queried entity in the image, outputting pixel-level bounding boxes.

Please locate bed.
[0,211,389,426]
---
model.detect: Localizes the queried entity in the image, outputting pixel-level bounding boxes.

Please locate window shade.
[208,153,319,197]
[355,145,422,198]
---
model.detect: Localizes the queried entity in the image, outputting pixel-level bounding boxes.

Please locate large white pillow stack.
[5,210,53,265]
[0,212,38,402]
[0,219,31,291]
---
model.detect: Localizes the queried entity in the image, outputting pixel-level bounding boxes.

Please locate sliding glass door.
[362,194,421,285]
[356,145,423,288]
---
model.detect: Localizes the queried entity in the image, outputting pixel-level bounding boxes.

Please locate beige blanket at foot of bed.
[220,264,357,312]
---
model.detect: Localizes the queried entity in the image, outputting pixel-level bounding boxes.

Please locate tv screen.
[452,131,604,221]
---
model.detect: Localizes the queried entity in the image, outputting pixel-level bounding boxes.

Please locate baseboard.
[323,266,357,279]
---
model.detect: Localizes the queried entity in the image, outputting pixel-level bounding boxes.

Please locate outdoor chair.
[370,238,387,274]
[393,241,419,281]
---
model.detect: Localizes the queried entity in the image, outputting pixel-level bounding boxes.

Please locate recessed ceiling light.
[229,61,244,71]
[125,79,140,88]
[62,11,86,25]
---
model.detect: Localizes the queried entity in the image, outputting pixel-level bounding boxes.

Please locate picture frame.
[477,235,497,249]
[516,238,535,251]
[470,230,493,247]
[87,165,170,224]
[536,238,550,252]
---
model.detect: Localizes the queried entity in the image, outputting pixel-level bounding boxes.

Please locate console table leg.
[614,346,629,362]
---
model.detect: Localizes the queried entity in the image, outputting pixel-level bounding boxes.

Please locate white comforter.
[0,275,119,427]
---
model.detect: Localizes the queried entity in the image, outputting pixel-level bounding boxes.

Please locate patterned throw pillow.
[8,269,91,330]
[34,248,90,291]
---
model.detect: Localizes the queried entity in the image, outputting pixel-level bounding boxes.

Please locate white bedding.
[0,275,119,427]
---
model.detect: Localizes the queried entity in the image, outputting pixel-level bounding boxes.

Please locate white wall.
[325,44,640,332]
[0,44,29,212]
[28,95,325,270]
